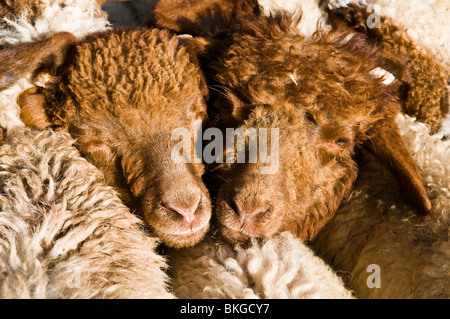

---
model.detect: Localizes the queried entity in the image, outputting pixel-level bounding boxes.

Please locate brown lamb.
[0,27,212,248]
[154,2,431,244]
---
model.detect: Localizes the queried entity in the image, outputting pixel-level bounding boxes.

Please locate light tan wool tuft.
[0,127,173,298]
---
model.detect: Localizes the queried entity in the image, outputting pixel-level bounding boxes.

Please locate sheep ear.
[72,126,114,167]
[18,87,52,129]
[364,117,431,214]
[0,32,77,90]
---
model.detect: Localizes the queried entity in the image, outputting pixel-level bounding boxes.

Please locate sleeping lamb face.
[0,29,212,248]
[209,14,431,244]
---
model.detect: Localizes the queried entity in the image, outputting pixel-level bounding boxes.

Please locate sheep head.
[1,29,212,248]
[208,13,431,244]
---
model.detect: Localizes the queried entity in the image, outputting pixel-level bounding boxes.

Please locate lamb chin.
[158,221,210,248]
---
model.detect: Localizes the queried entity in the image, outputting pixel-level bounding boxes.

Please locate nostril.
[227,196,270,219]
[161,196,201,224]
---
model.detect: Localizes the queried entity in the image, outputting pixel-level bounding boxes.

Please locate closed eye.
[305,112,318,126]
[334,137,350,146]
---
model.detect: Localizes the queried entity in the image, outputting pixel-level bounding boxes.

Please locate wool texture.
[0,0,110,43]
[370,0,450,70]
[309,2,449,298]
[0,0,174,299]
[368,0,450,135]
[169,231,354,299]
[0,0,111,132]
[0,0,448,299]
[258,0,328,36]
[0,127,173,298]
[257,0,450,135]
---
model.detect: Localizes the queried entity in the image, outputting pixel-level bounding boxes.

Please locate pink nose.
[163,196,200,224]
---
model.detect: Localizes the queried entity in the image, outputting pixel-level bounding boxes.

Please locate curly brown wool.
[327,4,449,134]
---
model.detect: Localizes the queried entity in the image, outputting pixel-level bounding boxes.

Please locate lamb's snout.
[216,169,286,243]
[161,194,201,225]
[145,171,212,248]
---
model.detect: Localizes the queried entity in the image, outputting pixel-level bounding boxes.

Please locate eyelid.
[334,137,350,145]
[305,111,318,125]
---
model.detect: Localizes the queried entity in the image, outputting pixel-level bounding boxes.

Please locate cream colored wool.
[169,232,354,299]
[0,127,173,298]
[0,0,110,43]
[0,79,31,131]
[313,113,450,299]
[257,0,370,36]
[262,0,450,70]
[258,0,329,36]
